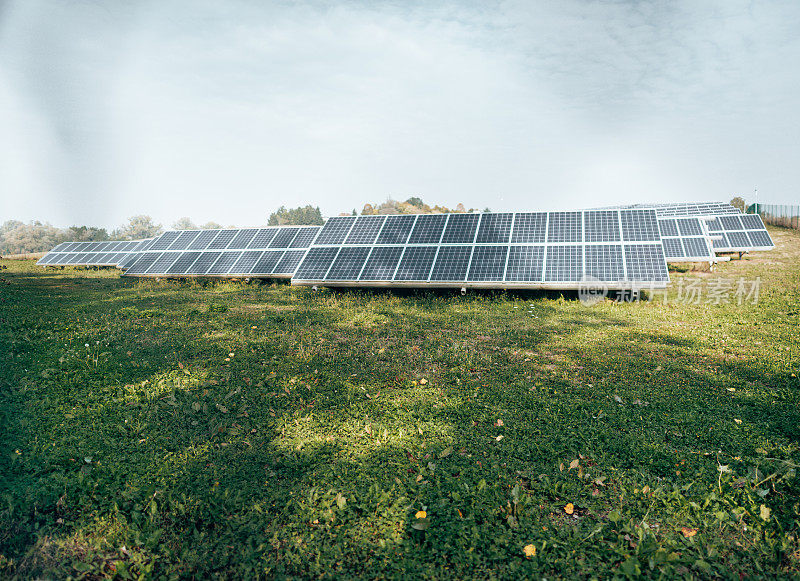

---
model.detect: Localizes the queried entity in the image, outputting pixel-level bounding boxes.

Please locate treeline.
[1,200,481,254]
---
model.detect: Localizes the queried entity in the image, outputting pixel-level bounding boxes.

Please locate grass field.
[2,227,799,579]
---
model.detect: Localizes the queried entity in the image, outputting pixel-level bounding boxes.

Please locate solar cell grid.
[275,250,307,274]
[250,251,285,275]
[430,246,472,281]
[166,252,201,274]
[658,219,679,237]
[677,218,702,236]
[504,246,544,282]
[584,211,620,242]
[326,247,370,280]
[145,253,181,275]
[151,231,181,250]
[621,210,660,242]
[228,229,258,249]
[345,216,386,244]
[475,213,513,244]
[293,248,339,280]
[682,237,711,258]
[207,251,243,274]
[270,227,299,248]
[229,251,264,274]
[289,227,320,248]
[748,230,773,247]
[376,215,416,244]
[441,214,480,244]
[726,231,751,247]
[544,245,582,281]
[408,214,447,244]
[740,214,765,230]
[248,228,279,249]
[467,246,508,281]
[512,213,552,244]
[208,230,237,249]
[315,217,356,245]
[547,212,582,243]
[186,252,222,275]
[168,231,201,250]
[585,245,624,281]
[359,247,404,280]
[661,238,684,258]
[394,246,437,280]
[126,253,161,274]
[720,216,744,231]
[624,245,669,282]
[188,230,219,250]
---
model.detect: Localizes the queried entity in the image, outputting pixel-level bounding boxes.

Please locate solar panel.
[274,250,307,274]
[248,228,279,249]
[376,215,416,244]
[547,212,582,242]
[504,246,544,282]
[185,251,222,275]
[188,230,219,250]
[150,231,181,250]
[228,229,259,249]
[510,213,547,244]
[167,252,201,274]
[145,253,181,275]
[229,251,265,275]
[544,245,582,281]
[441,214,480,244]
[676,218,703,236]
[315,217,356,245]
[467,246,508,281]
[408,214,447,244]
[657,218,715,263]
[250,251,285,275]
[293,210,669,290]
[475,213,513,243]
[207,251,243,275]
[326,247,371,280]
[359,246,404,280]
[207,230,237,249]
[585,245,624,281]
[705,213,774,252]
[430,246,472,281]
[270,227,299,248]
[345,216,386,244]
[584,211,620,242]
[393,246,438,281]
[126,252,161,274]
[289,227,320,248]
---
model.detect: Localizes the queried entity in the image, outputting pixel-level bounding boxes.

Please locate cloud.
[1,0,798,228]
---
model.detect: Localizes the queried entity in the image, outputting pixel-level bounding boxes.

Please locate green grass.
[1,227,799,579]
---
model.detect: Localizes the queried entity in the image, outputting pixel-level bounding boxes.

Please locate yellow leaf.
[420,378,428,385]
[681,527,697,538]
[559,462,564,472]
[760,505,771,521]
[569,459,579,470]
[564,503,574,515]
[734,419,742,424]
[415,510,427,519]
[495,435,504,442]
[523,544,536,558]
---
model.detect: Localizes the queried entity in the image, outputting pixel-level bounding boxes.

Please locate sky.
[1,0,799,230]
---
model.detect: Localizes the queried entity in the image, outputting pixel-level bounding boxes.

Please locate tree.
[64,226,109,241]
[267,205,324,226]
[405,197,424,208]
[172,217,198,230]
[0,221,63,254]
[114,215,163,240]
[730,197,746,212]
[199,221,223,230]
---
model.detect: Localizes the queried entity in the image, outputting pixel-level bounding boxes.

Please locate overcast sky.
[1,0,799,229]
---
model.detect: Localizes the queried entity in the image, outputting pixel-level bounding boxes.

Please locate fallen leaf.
[613,394,623,404]
[495,419,504,427]
[420,378,428,385]
[569,459,580,470]
[734,419,742,424]
[495,435,504,442]
[415,510,427,519]
[760,505,771,521]
[564,503,574,515]
[523,544,537,558]
[681,527,697,538]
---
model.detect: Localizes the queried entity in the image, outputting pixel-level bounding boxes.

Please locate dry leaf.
[564,503,574,515]
[681,527,697,538]
[760,505,771,521]
[523,544,536,558]
[495,419,504,427]
[569,459,580,470]
[495,435,504,442]
[415,510,427,519]
[420,378,428,385]
[734,419,742,424]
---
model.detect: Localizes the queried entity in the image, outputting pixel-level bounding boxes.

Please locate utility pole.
[754,186,758,214]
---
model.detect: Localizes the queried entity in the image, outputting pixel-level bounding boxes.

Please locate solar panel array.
[705,214,775,252]
[591,202,774,255]
[657,218,715,262]
[36,240,151,267]
[292,211,670,289]
[120,226,321,278]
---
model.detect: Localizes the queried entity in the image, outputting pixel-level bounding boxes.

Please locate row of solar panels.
[36,203,774,290]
